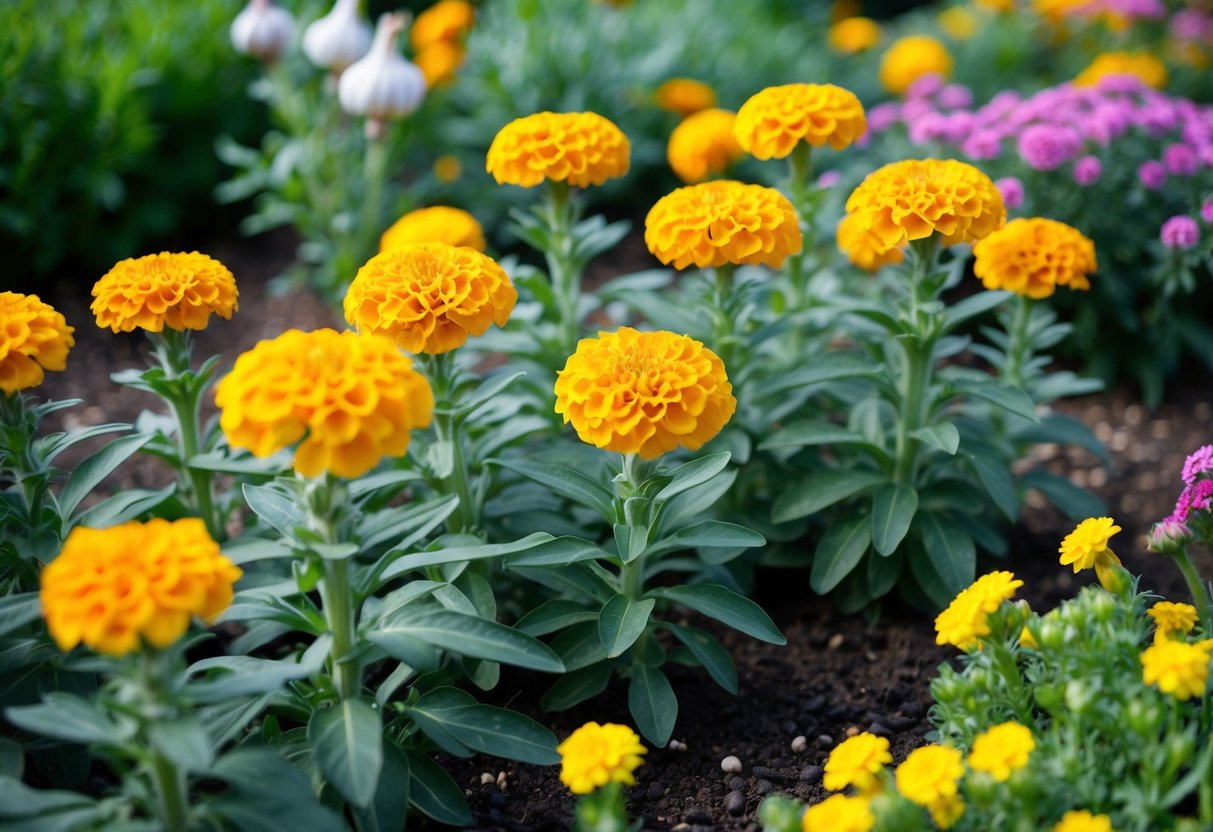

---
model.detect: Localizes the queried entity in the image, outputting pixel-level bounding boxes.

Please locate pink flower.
[995,177,1024,210]
[816,170,841,189]
[1161,216,1200,249]
[867,102,902,133]
[1182,445,1213,484]
[1073,155,1102,186]
[906,73,947,100]
[1172,480,1213,523]
[1202,200,1213,225]
[1164,144,1200,176]
[963,130,1002,160]
[938,84,974,111]
[1138,160,1167,190]
[1149,517,1193,555]
[1017,124,1082,171]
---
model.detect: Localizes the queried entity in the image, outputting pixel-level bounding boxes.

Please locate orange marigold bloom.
[644,181,802,270]
[655,78,717,118]
[734,83,867,159]
[837,214,905,272]
[486,112,630,188]
[92,252,238,333]
[0,292,74,394]
[972,218,1097,299]
[554,327,736,459]
[380,206,486,252]
[844,159,1005,252]
[345,242,515,354]
[879,35,953,96]
[409,0,474,50]
[1074,51,1168,90]
[828,17,882,54]
[40,519,241,657]
[667,108,743,184]
[416,40,464,87]
[215,328,433,478]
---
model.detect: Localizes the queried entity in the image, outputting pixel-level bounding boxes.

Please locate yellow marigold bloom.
[967,721,1035,781]
[644,181,802,270]
[416,41,464,87]
[655,78,717,118]
[434,154,462,182]
[802,794,875,832]
[1074,52,1168,90]
[934,571,1024,650]
[823,732,892,795]
[975,0,1014,12]
[1148,601,1199,642]
[557,722,646,795]
[215,328,433,479]
[939,7,979,40]
[345,243,515,355]
[554,327,735,459]
[667,108,743,184]
[837,214,905,272]
[734,84,867,160]
[0,292,74,394]
[409,0,474,50]
[486,112,630,189]
[828,17,882,54]
[380,206,486,253]
[1141,639,1212,700]
[1052,811,1116,832]
[845,159,1006,253]
[895,745,964,806]
[40,519,241,657]
[927,794,966,830]
[92,252,238,334]
[879,36,953,96]
[1032,0,1090,24]
[1059,516,1121,573]
[972,217,1096,299]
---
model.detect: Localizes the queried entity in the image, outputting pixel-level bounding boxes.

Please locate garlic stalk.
[338,12,427,140]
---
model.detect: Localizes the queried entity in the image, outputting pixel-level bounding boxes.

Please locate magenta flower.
[1172,480,1213,523]
[1182,445,1213,484]
[963,130,1002,160]
[1161,216,1200,250]
[1017,124,1082,171]
[994,177,1024,210]
[1202,200,1213,224]
[905,73,946,100]
[1164,144,1199,176]
[1148,517,1193,555]
[867,102,902,134]
[938,84,973,111]
[1073,155,1102,186]
[1138,160,1167,190]
[816,170,840,189]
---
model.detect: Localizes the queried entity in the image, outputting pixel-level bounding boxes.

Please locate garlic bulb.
[231,0,295,64]
[302,0,372,75]
[338,12,427,136]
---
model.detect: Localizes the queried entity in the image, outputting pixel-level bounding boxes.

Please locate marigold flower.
[927,794,966,830]
[823,732,891,795]
[938,7,979,39]
[1059,517,1121,572]
[1052,810,1116,832]
[380,206,485,252]
[1148,601,1199,641]
[345,242,515,354]
[667,108,743,184]
[434,154,462,182]
[802,794,874,832]
[733,84,867,159]
[879,36,953,96]
[409,0,474,50]
[827,17,882,53]
[554,327,735,459]
[1141,639,1212,699]
[837,214,905,272]
[844,159,1005,253]
[967,721,1035,781]
[557,722,647,795]
[40,519,241,657]
[934,571,1024,650]
[215,328,433,478]
[644,181,802,270]
[1074,52,1168,89]
[92,252,238,333]
[415,40,464,87]
[0,292,74,395]
[655,78,717,118]
[486,112,630,188]
[972,217,1096,299]
[895,745,964,806]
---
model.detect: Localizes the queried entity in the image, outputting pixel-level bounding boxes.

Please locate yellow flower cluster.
[215,328,434,479]
[934,571,1024,650]
[824,732,891,795]
[802,793,874,832]
[1141,639,1213,701]
[644,181,802,270]
[486,112,631,188]
[345,242,516,355]
[410,0,474,87]
[836,214,905,272]
[733,83,867,159]
[380,206,486,253]
[967,721,1034,781]
[554,327,736,459]
[895,745,965,829]
[1052,810,1116,832]
[972,217,1097,299]
[667,108,743,184]
[1058,516,1121,573]
[655,78,717,118]
[0,292,74,394]
[1074,52,1168,90]
[40,519,241,657]
[1147,601,1199,642]
[879,36,953,96]
[557,721,647,795]
[844,159,1005,254]
[827,17,882,54]
[92,252,238,333]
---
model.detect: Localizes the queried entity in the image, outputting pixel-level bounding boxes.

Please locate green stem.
[618,453,649,601]
[893,246,938,485]
[361,137,390,262]
[139,649,189,832]
[710,265,738,372]
[1003,294,1034,390]
[544,181,581,357]
[1173,546,1213,635]
[149,751,189,832]
[322,558,361,700]
[419,353,478,534]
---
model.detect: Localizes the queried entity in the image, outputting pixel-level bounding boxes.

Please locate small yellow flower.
[486,112,630,189]
[644,181,802,270]
[1074,52,1168,89]
[409,0,474,50]
[837,213,905,272]
[802,794,874,832]
[416,40,464,87]
[1141,639,1212,701]
[434,154,462,182]
[824,733,891,795]
[215,328,434,479]
[0,292,74,394]
[938,7,979,40]
[895,745,964,807]
[827,17,882,54]
[92,252,238,333]
[1058,517,1121,574]
[879,35,953,96]
[733,84,867,160]
[40,519,242,657]
[927,794,966,829]
[380,206,486,252]
[667,108,743,184]
[655,78,717,118]
[557,722,647,795]
[1052,809,1116,832]
[554,327,736,459]
[1019,624,1039,649]
[1147,601,1199,642]
[934,571,1024,650]
[967,721,1035,781]
[972,218,1097,299]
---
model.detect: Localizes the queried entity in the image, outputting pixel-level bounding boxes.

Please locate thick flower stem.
[618,453,651,602]
[138,649,189,832]
[419,353,478,534]
[894,244,938,485]
[784,144,814,312]
[1002,294,1034,390]
[149,751,190,832]
[710,265,738,372]
[1172,547,1213,636]
[322,558,361,700]
[544,181,581,357]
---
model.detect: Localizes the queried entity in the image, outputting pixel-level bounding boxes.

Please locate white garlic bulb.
[231,0,295,64]
[338,12,426,134]
[302,0,372,75]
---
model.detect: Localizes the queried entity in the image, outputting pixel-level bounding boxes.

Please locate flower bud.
[231,0,295,63]
[1033,682,1063,711]
[1065,679,1094,714]
[1039,615,1065,651]
[756,795,802,832]
[303,0,372,75]
[1091,590,1117,623]
[338,12,427,138]
[1166,734,1196,770]
[1148,517,1193,556]
[1126,697,1162,736]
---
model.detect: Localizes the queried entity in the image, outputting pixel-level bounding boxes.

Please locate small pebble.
[845,726,859,738]
[648,782,665,799]
[752,766,785,782]
[756,780,774,795]
[725,790,746,816]
[728,776,745,791]
[815,734,833,748]
[686,808,713,824]
[791,735,807,753]
[479,772,494,786]
[669,739,687,751]
[496,771,508,791]
[721,755,742,773]
[868,722,893,738]
[489,792,507,810]
[827,633,845,650]
[799,765,823,784]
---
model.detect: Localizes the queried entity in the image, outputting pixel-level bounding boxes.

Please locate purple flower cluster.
[1171,480,1213,524]
[1159,446,1213,536]
[1160,215,1200,250]
[1182,444,1213,484]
